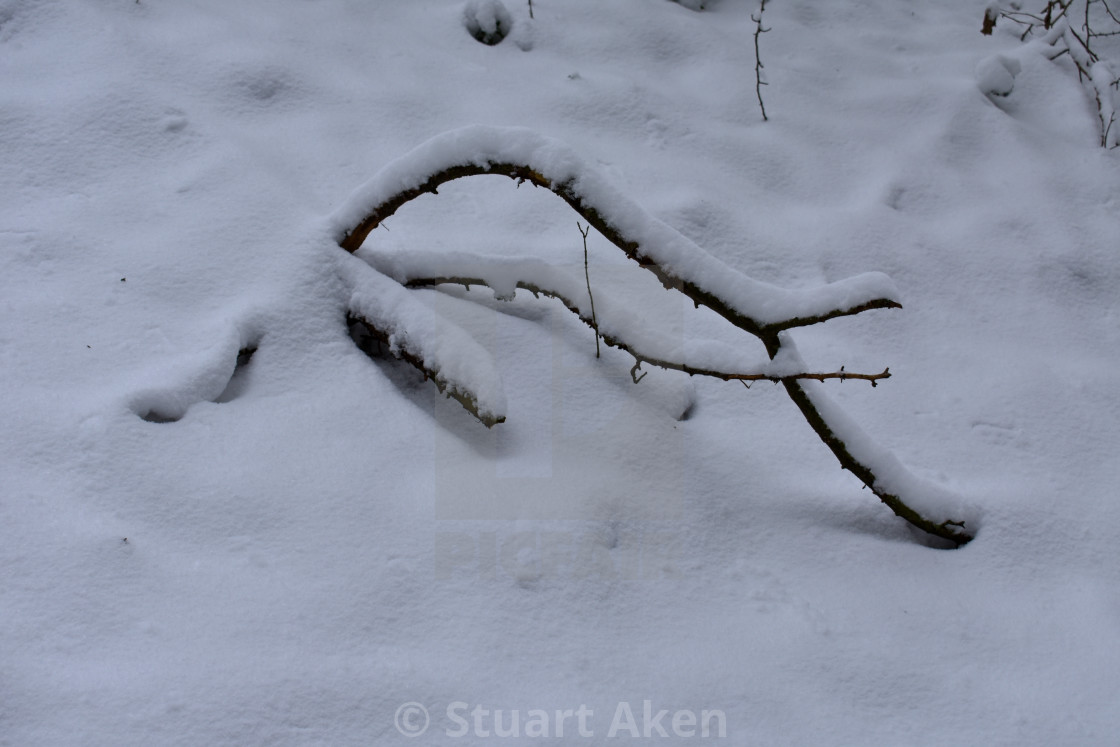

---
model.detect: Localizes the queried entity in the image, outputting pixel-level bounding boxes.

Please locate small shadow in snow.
[214,346,257,404]
[136,345,258,423]
[347,314,435,407]
[820,497,970,550]
[347,314,497,454]
[137,409,180,424]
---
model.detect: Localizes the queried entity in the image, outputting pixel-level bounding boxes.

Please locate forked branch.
[752,0,770,122]
[332,127,972,545]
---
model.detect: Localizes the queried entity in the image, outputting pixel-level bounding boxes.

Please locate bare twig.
[1086,0,1093,54]
[752,0,770,122]
[528,0,533,19]
[999,0,1073,34]
[1102,0,1120,25]
[577,221,601,358]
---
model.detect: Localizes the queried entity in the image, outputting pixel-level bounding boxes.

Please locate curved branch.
[331,127,901,335]
[337,159,901,334]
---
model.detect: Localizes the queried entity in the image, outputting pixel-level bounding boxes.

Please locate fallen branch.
[332,126,973,545]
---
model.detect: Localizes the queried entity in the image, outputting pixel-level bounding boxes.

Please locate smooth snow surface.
[3,0,1120,744]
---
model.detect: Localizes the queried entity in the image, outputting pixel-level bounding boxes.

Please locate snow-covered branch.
[344,256,507,426]
[369,250,890,386]
[330,127,902,337]
[752,0,770,122]
[774,338,972,543]
[332,127,973,545]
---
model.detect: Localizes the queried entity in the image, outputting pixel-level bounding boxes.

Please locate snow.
[462,0,515,47]
[4,0,1120,744]
[976,53,1021,97]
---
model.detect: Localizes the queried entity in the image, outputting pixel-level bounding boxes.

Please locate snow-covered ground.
[3,0,1119,743]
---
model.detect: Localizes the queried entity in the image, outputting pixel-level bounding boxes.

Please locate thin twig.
[577,221,601,358]
[1086,0,1092,55]
[1102,0,1120,25]
[752,0,770,122]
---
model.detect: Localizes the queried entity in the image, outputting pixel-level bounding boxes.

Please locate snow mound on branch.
[339,252,508,424]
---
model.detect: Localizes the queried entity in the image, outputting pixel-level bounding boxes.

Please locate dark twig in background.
[752,0,770,122]
[989,0,1120,146]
